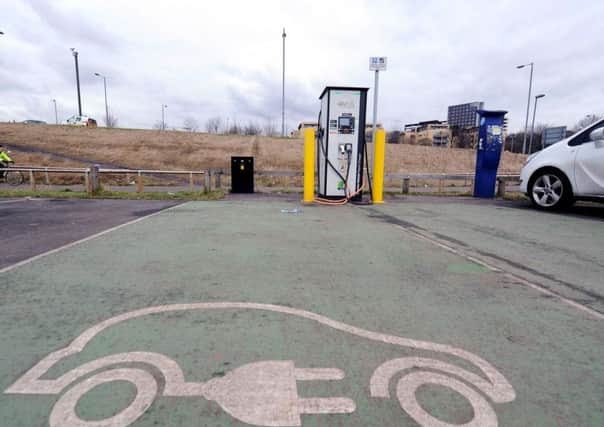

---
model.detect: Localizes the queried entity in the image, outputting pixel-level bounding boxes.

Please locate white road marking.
[0,197,39,204]
[5,302,515,427]
[0,202,185,275]
[395,224,604,320]
[49,368,157,427]
[397,371,497,427]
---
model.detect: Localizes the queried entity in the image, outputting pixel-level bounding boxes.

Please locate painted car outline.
[5,302,516,426]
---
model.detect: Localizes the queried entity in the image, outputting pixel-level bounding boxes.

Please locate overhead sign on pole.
[369,57,387,71]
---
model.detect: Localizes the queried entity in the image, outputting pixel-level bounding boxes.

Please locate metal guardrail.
[1,166,208,193]
[1,166,521,197]
[386,173,520,196]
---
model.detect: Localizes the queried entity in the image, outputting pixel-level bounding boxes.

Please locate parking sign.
[369,57,387,71]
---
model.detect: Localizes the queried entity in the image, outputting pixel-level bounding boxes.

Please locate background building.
[447,102,484,128]
[293,121,318,137]
[401,120,450,146]
[447,101,485,148]
[365,123,384,142]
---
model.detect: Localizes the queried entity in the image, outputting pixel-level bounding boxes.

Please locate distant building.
[365,123,383,142]
[447,102,484,128]
[401,120,450,146]
[293,121,318,137]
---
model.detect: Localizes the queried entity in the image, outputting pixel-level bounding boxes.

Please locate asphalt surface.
[0,196,602,426]
[0,198,181,269]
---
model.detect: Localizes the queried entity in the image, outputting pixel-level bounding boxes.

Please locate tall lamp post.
[528,94,545,153]
[161,104,168,131]
[70,48,83,116]
[52,99,58,124]
[281,28,286,137]
[94,73,109,127]
[516,62,534,154]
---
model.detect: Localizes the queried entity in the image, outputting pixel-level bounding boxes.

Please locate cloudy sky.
[1,0,603,132]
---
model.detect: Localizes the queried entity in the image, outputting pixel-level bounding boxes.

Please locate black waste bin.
[231,156,254,193]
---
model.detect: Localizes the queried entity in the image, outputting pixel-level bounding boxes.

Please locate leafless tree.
[227,120,241,135]
[387,130,401,144]
[263,119,277,137]
[205,116,222,133]
[572,114,602,132]
[104,114,118,128]
[183,117,199,132]
[244,121,261,135]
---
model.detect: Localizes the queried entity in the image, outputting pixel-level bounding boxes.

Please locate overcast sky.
[1,0,603,132]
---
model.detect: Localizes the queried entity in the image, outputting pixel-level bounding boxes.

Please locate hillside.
[0,123,527,174]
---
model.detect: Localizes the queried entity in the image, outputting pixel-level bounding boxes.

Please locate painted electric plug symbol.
[202,361,355,426]
[5,302,515,427]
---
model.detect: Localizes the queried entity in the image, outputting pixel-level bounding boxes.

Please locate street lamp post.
[52,99,58,124]
[281,28,286,137]
[528,94,545,153]
[516,62,534,154]
[94,73,109,127]
[161,104,168,131]
[71,48,82,116]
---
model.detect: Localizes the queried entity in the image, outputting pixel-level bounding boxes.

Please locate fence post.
[215,171,222,190]
[438,178,444,193]
[44,168,50,185]
[402,177,410,194]
[84,170,90,193]
[136,171,144,193]
[89,164,100,193]
[496,178,506,198]
[204,170,211,193]
[189,172,194,191]
[29,170,36,191]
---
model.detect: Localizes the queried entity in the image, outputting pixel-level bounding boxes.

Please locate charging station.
[317,87,369,201]
[474,110,507,198]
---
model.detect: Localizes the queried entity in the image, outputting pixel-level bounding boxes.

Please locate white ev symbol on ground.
[5,302,515,426]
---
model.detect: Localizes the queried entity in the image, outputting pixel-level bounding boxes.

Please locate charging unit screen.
[338,115,355,134]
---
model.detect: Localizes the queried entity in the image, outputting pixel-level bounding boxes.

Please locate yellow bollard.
[303,128,315,203]
[372,128,386,204]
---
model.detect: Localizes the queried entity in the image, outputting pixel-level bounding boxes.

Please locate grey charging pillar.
[317,86,368,200]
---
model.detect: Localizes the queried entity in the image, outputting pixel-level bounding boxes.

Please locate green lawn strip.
[0,189,225,201]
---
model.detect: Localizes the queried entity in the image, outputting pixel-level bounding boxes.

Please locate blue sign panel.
[542,126,567,147]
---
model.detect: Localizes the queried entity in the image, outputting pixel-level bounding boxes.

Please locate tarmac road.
[0,198,180,270]
[0,196,602,426]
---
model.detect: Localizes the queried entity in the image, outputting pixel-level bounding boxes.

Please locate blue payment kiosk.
[474,110,507,198]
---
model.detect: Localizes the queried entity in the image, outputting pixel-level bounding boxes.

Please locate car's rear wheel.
[529,169,572,210]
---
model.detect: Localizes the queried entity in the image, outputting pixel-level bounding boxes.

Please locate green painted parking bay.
[0,200,602,426]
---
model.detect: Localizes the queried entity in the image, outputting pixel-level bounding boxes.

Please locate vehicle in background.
[62,115,98,127]
[22,119,47,124]
[520,118,604,210]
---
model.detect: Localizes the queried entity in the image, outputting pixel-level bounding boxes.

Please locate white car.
[520,118,604,210]
[62,115,97,127]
